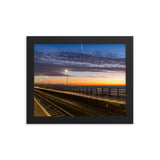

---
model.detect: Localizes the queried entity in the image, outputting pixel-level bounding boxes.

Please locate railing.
[45,85,126,99]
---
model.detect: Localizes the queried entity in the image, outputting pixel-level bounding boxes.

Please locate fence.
[47,85,126,99]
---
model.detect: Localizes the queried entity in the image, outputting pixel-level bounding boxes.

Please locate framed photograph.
[27,36,133,124]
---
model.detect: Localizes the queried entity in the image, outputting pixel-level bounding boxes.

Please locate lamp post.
[65,69,68,90]
[39,79,42,86]
[35,80,37,87]
[46,76,49,88]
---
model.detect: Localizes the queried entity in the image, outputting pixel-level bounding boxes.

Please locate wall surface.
[0,0,160,160]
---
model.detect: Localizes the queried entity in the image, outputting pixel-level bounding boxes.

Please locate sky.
[34,43,126,86]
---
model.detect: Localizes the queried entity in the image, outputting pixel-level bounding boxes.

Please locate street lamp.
[39,79,42,86]
[65,69,68,90]
[46,76,49,88]
[34,80,37,87]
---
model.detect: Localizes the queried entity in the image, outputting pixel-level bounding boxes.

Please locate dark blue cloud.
[34,44,126,76]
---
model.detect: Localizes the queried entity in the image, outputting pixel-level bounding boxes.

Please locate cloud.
[34,51,125,76]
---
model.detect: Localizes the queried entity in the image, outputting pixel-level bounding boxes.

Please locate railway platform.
[34,97,51,117]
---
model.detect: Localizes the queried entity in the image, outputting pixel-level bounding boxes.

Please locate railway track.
[34,89,108,116]
[34,92,74,117]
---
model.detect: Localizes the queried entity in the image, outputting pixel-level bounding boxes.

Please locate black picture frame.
[27,36,133,124]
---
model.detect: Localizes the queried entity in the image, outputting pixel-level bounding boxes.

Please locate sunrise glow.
[34,44,126,86]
